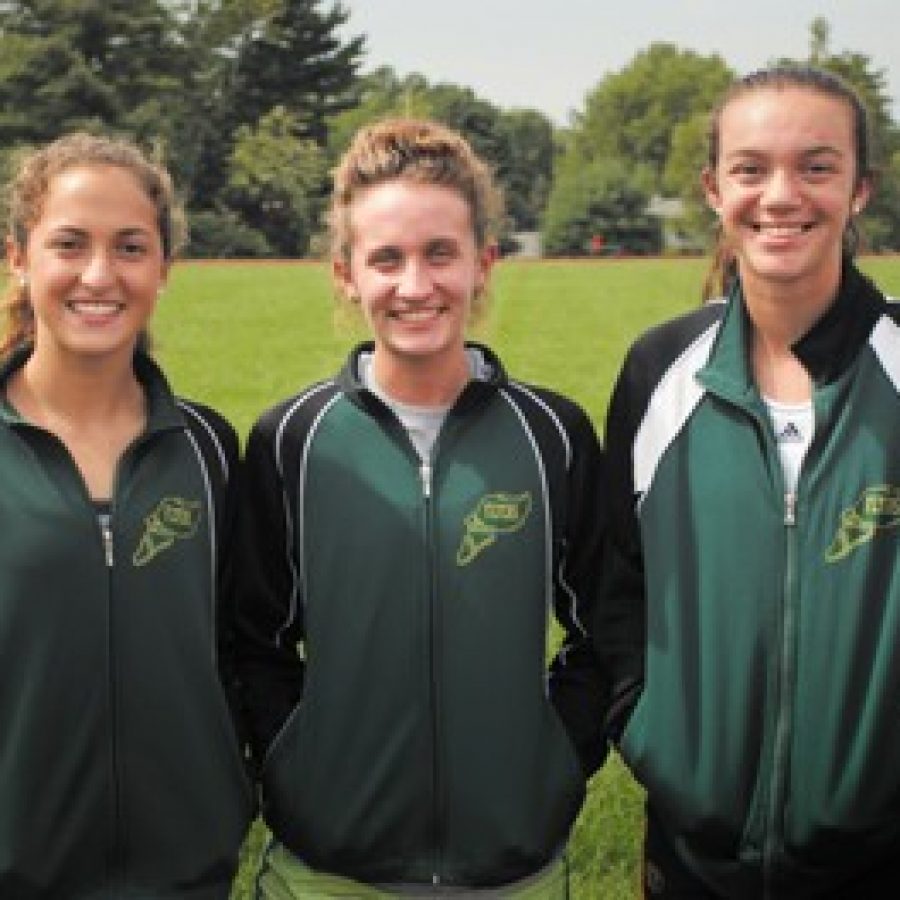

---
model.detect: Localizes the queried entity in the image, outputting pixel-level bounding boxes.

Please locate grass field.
[152,255,900,900]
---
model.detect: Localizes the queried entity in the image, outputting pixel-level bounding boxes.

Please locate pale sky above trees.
[340,0,897,125]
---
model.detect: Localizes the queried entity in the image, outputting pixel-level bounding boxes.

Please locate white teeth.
[393,307,439,321]
[69,301,121,315]
[755,224,809,236]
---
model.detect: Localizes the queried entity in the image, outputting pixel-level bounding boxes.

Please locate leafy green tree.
[185,208,273,258]
[542,153,659,256]
[574,43,733,187]
[226,106,329,256]
[662,110,716,245]
[495,109,555,231]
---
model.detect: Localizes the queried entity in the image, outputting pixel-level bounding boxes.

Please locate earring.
[17,274,27,289]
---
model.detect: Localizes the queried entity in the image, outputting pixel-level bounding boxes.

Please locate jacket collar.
[337,341,507,416]
[791,263,885,384]
[700,261,886,400]
[0,346,184,433]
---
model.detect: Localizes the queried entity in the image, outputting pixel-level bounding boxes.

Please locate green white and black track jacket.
[237,342,607,889]
[0,349,253,899]
[599,263,900,899]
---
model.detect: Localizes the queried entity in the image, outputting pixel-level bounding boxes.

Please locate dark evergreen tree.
[0,0,191,142]
[227,0,364,145]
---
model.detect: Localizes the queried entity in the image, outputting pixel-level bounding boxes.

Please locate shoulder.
[246,379,343,471]
[504,380,593,431]
[251,380,341,440]
[881,296,900,325]
[628,301,724,369]
[613,301,725,404]
[502,380,599,470]
[177,398,239,480]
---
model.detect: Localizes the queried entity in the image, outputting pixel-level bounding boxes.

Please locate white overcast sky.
[339,0,897,126]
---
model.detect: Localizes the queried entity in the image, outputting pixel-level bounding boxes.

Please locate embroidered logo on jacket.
[133,497,202,566]
[825,485,900,562]
[456,492,532,566]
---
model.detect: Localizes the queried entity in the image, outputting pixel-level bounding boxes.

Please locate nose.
[761,167,801,208]
[80,250,115,290]
[397,258,432,299]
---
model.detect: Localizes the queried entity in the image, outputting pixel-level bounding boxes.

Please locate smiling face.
[7,164,168,365]
[703,86,871,304]
[336,179,494,397]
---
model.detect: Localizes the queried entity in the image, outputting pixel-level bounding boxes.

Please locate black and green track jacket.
[0,349,253,899]
[599,263,900,899]
[237,342,607,889]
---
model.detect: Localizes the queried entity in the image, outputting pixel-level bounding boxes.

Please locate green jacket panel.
[0,352,252,899]
[238,343,606,889]
[601,266,900,898]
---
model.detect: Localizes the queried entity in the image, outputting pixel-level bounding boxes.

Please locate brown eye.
[49,235,86,253]
[119,240,148,257]
[731,162,764,179]
[804,160,837,178]
[369,248,402,271]
[427,241,456,263]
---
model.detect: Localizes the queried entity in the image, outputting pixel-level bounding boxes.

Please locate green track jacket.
[237,342,607,889]
[599,264,900,898]
[0,350,252,899]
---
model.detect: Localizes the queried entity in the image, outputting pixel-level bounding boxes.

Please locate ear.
[158,260,171,290]
[475,241,498,293]
[851,177,873,216]
[701,166,722,214]
[333,257,357,302]
[6,236,26,283]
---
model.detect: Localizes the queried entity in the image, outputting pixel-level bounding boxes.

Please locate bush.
[185,209,273,259]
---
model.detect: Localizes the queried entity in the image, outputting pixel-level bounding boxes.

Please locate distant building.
[646,195,706,254]
[507,231,543,259]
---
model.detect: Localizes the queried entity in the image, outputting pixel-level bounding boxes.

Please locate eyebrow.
[725,144,844,159]
[48,226,153,238]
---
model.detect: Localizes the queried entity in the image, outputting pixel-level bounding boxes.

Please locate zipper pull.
[99,515,114,567]
[784,492,797,526]
[420,461,432,499]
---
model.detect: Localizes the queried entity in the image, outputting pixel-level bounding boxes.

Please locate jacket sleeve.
[178,400,252,767]
[234,412,306,771]
[547,401,610,776]
[595,346,647,743]
[209,415,248,754]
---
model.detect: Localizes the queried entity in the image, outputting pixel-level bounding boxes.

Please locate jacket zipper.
[763,489,798,896]
[97,499,125,890]
[99,514,114,567]
[420,458,444,886]
[98,442,144,891]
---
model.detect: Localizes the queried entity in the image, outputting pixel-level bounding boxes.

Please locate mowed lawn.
[153,255,900,900]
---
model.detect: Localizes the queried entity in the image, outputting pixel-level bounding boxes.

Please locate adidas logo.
[777,421,804,443]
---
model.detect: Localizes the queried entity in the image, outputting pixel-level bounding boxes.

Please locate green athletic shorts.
[256,841,569,899]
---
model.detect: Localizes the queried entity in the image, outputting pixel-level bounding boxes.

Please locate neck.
[741,266,842,353]
[372,349,470,407]
[740,269,842,405]
[13,344,143,425]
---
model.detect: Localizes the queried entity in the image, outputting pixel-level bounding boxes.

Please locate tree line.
[1,2,897,257]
